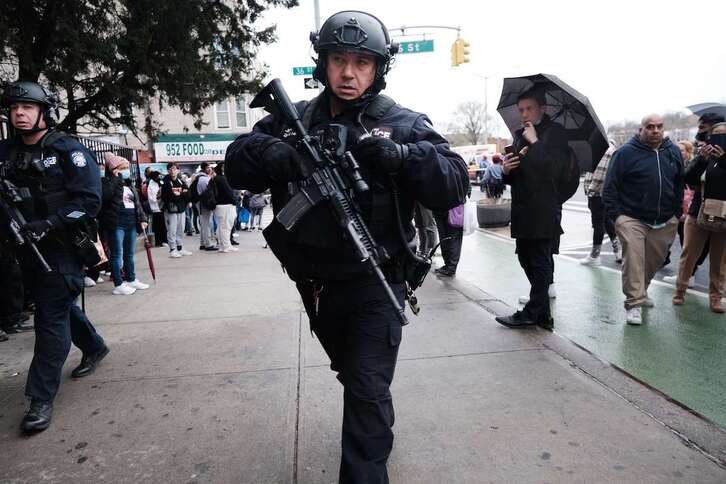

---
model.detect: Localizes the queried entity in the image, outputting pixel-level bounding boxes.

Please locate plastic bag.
[463,201,477,236]
[447,204,464,227]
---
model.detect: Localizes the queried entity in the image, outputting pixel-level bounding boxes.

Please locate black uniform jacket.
[503,116,568,239]
[225,90,469,280]
[0,131,102,274]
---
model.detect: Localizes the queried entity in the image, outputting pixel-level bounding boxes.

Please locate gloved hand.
[351,136,409,175]
[21,219,51,240]
[261,141,303,182]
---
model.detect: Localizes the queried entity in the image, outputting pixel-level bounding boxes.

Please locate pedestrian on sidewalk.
[248,192,267,231]
[0,81,109,432]
[433,190,467,277]
[603,114,683,325]
[161,162,193,258]
[664,118,724,287]
[224,11,468,482]
[195,162,218,251]
[495,90,569,331]
[212,162,238,253]
[672,122,726,312]
[146,170,167,247]
[100,153,150,295]
[580,140,622,266]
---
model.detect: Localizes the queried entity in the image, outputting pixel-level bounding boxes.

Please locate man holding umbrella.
[495,89,569,330]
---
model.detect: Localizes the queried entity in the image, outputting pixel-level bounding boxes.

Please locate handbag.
[447,204,464,228]
[696,185,726,232]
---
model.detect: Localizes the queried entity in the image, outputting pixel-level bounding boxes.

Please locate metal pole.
[484,76,489,142]
[313,0,321,31]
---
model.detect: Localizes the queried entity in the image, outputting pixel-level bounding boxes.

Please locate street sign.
[292,66,315,76]
[304,77,320,89]
[398,40,434,54]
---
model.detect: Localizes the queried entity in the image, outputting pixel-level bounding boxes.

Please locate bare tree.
[452,101,487,145]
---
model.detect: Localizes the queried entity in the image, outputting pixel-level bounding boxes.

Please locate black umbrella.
[687,102,726,119]
[497,73,608,172]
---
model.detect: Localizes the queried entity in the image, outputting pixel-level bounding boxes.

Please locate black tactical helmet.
[1,81,59,131]
[310,11,398,92]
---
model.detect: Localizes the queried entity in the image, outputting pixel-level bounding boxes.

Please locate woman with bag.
[100,154,150,295]
[672,123,726,312]
[434,187,470,277]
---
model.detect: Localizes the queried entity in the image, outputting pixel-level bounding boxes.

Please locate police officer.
[225,11,468,483]
[0,81,109,432]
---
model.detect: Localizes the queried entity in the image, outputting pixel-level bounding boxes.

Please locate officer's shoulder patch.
[71,151,87,167]
[43,155,58,168]
[371,127,393,139]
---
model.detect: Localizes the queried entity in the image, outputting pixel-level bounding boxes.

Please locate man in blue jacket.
[603,114,683,325]
[225,11,468,483]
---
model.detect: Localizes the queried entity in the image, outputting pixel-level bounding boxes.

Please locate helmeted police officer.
[225,11,469,483]
[0,81,109,432]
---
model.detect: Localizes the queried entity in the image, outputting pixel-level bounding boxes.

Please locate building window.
[235,96,248,128]
[214,100,230,129]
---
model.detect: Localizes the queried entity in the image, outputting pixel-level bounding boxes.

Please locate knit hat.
[103,152,130,172]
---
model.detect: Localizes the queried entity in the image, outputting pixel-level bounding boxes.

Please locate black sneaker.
[536,317,554,331]
[230,240,240,246]
[204,246,219,251]
[21,400,53,432]
[71,345,110,378]
[434,267,456,277]
[495,311,536,328]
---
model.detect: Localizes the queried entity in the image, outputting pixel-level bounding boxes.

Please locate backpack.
[556,149,581,204]
[200,177,218,210]
[189,176,201,204]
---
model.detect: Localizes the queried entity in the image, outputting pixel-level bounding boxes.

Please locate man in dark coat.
[495,90,569,330]
[224,11,468,483]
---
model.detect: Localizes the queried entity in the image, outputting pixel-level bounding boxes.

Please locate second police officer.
[225,11,469,483]
[0,82,109,432]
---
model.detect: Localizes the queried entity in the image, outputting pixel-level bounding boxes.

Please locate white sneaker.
[519,284,556,305]
[626,307,642,325]
[96,276,105,284]
[178,249,193,256]
[112,283,136,295]
[232,232,240,238]
[161,242,169,248]
[169,250,182,258]
[580,255,601,266]
[84,276,96,288]
[221,247,239,253]
[127,279,149,290]
[662,275,695,288]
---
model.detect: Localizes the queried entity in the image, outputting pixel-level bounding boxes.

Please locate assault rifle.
[250,78,408,325]
[0,179,52,272]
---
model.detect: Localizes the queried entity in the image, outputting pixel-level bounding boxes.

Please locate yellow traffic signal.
[451,37,471,67]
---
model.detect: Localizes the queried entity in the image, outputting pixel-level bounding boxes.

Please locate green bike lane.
[454,229,726,429]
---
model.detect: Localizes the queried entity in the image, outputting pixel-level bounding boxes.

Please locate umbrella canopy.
[687,103,726,119]
[497,73,608,172]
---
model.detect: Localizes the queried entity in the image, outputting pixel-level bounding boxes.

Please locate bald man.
[603,114,684,325]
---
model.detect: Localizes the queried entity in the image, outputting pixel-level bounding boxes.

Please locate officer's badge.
[43,155,57,168]
[371,127,393,139]
[71,151,87,167]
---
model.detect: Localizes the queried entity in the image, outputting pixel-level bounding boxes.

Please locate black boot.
[495,311,536,328]
[21,400,53,432]
[71,345,110,378]
[0,329,8,342]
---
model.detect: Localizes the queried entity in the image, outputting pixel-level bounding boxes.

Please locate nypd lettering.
[42,155,58,168]
[71,151,87,168]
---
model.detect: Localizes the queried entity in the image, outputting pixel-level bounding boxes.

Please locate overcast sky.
[257,0,726,134]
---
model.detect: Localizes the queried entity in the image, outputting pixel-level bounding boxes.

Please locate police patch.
[71,151,87,167]
[43,155,57,168]
[371,127,393,139]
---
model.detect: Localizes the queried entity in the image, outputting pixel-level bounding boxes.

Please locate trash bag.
[463,201,477,236]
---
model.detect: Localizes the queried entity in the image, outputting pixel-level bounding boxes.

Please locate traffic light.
[450,38,471,67]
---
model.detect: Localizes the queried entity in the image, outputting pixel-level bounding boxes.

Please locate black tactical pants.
[25,270,105,403]
[433,210,463,272]
[299,276,406,484]
[516,238,553,321]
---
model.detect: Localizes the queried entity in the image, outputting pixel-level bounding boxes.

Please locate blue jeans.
[108,226,136,286]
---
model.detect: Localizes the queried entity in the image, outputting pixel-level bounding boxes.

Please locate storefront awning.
[153,133,240,162]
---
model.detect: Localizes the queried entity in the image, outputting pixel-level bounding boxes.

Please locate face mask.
[708,133,726,152]
[119,169,131,180]
[695,131,708,142]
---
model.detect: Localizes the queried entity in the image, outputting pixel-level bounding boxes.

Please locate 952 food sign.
[154,140,233,162]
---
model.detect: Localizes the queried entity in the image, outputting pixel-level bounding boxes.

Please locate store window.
[214,100,231,129]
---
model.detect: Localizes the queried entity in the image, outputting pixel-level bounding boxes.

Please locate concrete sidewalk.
[1,230,725,483]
